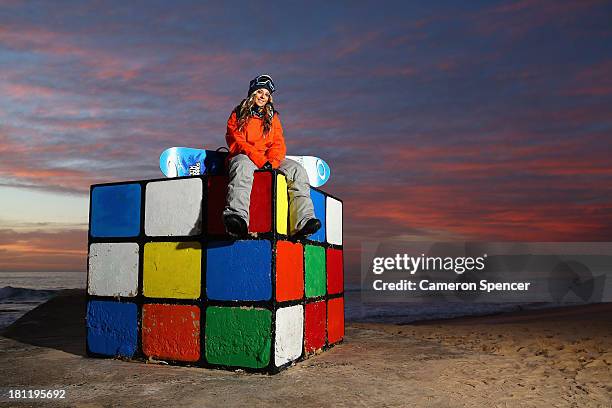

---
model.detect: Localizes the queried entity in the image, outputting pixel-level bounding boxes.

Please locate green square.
[305,245,326,297]
[205,306,272,368]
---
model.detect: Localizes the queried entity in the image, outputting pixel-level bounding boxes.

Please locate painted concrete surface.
[205,306,272,369]
[276,174,288,235]
[275,241,303,302]
[305,245,326,298]
[304,301,326,353]
[206,175,228,235]
[145,178,202,237]
[90,183,141,237]
[206,172,278,235]
[326,197,343,245]
[249,172,272,232]
[309,189,326,242]
[206,240,272,301]
[327,297,344,344]
[326,248,344,295]
[86,300,137,357]
[88,243,139,297]
[142,304,200,362]
[143,242,201,299]
[275,305,304,367]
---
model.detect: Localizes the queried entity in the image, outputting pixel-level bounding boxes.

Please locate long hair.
[235,92,275,135]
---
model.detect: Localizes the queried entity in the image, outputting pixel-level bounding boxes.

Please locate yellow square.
[143,242,201,299]
[276,174,288,235]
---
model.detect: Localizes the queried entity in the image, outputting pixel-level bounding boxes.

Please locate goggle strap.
[252,75,275,92]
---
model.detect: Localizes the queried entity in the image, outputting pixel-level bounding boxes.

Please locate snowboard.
[159,147,331,187]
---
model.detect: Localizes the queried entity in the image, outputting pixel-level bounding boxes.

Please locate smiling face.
[254,88,270,108]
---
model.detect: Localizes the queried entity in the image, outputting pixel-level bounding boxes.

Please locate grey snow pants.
[224,154,315,235]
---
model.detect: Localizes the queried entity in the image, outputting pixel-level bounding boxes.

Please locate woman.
[223,74,321,238]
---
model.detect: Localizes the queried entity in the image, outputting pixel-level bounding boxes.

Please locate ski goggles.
[250,74,276,93]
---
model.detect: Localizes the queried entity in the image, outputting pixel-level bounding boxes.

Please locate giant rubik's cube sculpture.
[86,170,343,373]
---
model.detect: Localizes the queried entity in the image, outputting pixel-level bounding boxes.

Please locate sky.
[0,0,611,281]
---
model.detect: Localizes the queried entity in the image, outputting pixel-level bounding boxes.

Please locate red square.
[327,297,344,344]
[276,241,304,301]
[249,171,272,233]
[327,248,343,294]
[142,304,200,362]
[305,301,326,352]
[207,176,228,235]
[208,171,273,235]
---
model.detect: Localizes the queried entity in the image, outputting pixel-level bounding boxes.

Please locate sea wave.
[0,286,59,302]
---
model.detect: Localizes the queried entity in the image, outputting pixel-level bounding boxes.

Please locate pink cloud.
[342,180,612,242]
[436,60,458,72]
[370,66,418,77]
[382,137,612,180]
[563,60,612,96]
[0,0,26,6]
[0,130,105,192]
[0,228,87,272]
[3,83,56,99]
[0,24,147,83]
[566,86,612,97]
[335,30,381,58]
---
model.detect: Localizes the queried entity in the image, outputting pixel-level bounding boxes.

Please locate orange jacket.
[226,111,286,168]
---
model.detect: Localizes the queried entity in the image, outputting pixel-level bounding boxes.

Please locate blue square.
[310,189,326,242]
[90,184,141,237]
[86,300,137,357]
[206,240,272,301]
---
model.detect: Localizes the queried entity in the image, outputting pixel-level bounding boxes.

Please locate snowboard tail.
[160,147,227,178]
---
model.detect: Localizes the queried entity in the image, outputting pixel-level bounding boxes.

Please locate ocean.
[0,272,86,330]
[0,271,544,331]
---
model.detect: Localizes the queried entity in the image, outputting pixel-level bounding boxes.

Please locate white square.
[88,243,139,297]
[326,197,342,245]
[145,178,202,236]
[275,305,304,367]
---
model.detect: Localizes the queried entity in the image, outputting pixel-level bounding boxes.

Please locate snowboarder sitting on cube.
[223,74,321,239]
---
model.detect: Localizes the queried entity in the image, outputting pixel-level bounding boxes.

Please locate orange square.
[275,241,304,301]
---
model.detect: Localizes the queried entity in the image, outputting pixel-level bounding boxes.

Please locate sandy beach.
[1,290,610,407]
